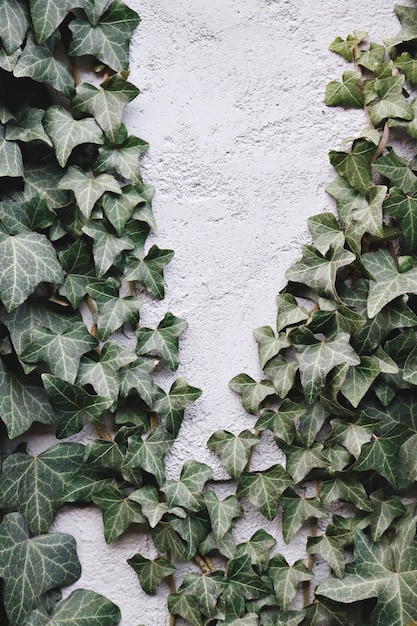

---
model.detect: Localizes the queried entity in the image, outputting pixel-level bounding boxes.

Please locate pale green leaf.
[153,377,202,436]
[325,70,364,107]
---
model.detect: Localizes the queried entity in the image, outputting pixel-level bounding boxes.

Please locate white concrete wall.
[50,1,409,624]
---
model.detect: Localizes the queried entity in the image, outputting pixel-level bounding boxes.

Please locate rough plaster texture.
[38,1,412,624]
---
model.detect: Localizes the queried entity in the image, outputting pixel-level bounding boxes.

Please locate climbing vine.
[1,1,417,626]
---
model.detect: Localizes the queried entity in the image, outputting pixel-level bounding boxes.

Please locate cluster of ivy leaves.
[2,1,417,626]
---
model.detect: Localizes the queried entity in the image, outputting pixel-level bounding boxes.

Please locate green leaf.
[92,484,144,543]
[77,340,136,405]
[97,135,148,182]
[153,378,202,436]
[317,522,417,626]
[44,108,103,168]
[328,415,376,460]
[179,572,225,618]
[0,128,23,178]
[123,244,174,299]
[263,355,298,399]
[0,45,20,72]
[267,554,314,610]
[13,31,74,97]
[280,490,328,543]
[329,139,376,195]
[256,400,306,445]
[151,521,188,562]
[260,609,305,626]
[357,42,386,71]
[73,75,140,141]
[237,465,292,520]
[42,373,113,438]
[325,71,364,107]
[83,220,134,277]
[285,244,355,302]
[86,279,142,341]
[236,529,276,575]
[128,554,175,595]
[0,443,83,535]
[395,52,417,85]
[227,555,272,600]
[85,437,126,472]
[118,356,158,406]
[369,489,406,541]
[283,442,329,485]
[290,327,360,404]
[0,196,55,236]
[307,527,353,578]
[354,424,409,488]
[25,588,121,626]
[100,183,155,235]
[276,293,309,332]
[229,374,275,415]
[129,485,170,528]
[162,460,212,512]
[387,5,417,46]
[373,147,417,193]
[207,429,259,478]
[200,527,237,560]
[124,426,174,485]
[61,465,118,503]
[68,0,140,71]
[253,326,290,369]
[368,75,413,125]
[168,593,203,626]
[362,248,417,318]
[0,0,30,54]
[0,359,56,438]
[0,231,62,311]
[30,0,85,44]
[308,212,345,255]
[0,512,81,626]
[340,356,381,408]
[204,491,242,541]
[21,321,97,384]
[58,240,97,308]
[329,30,367,61]
[136,312,188,371]
[383,187,417,252]
[171,510,211,560]
[5,106,52,146]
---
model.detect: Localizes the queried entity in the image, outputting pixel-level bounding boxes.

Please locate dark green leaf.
[281,490,328,543]
[207,429,259,478]
[92,484,144,543]
[128,553,175,595]
[162,460,212,512]
[153,378,202,436]
[124,427,174,485]
[136,312,187,371]
[268,554,314,610]
[325,71,364,107]
[237,465,292,520]
[373,147,417,193]
[123,244,174,299]
[229,374,275,414]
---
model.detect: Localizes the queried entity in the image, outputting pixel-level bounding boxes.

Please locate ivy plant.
[2,2,417,626]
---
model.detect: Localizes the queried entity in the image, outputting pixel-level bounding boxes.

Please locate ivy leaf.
[237,465,292,520]
[256,400,306,445]
[73,74,139,141]
[129,485,170,528]
[308,212,345,255]
[153,378,202,436]
[369,489,406,541]
[97,135,148,182]
[253,326,290,369]
[329,30,367,61]
[0,443,84,535]
[171,510,211,560]
[179,572,225,618]
[21,321,97,384]
[395,52,417,85]
[136,312,188,372]
[86,279,142,341]
[325,71,364,107]
[236,529,276,575]
[321,475,372,511]
[25,588,121,626]
[361,248,417,318]
[0,196,54,236]
[0,230,62,311]
[383,187,417,252]
[354,425,409,488]
[357,42,386,71]
[100,183,155,236]
[124,427,174,485]
[307,304,366,338]
[5,106,52,146]
[204,491,242,541]
[168,593,203,626]
[368,75,413,125]
[42,374,113,438]
[227,555,272,600]
[260,610,305,626]
[229,374,275,415]
[128,554,175,595]
[123,244,174,299]
[68,0,140,72]
[372,147,417,193]
[206,429,259,478]
[307,527,353,579]
[285,244,355,302]
[264,355,299,399]
[30,0,85,44]
[200,527,237,560]
[280,490,328,543]
[387,5,417,46]
[267,554,314,610]
[118,356,158,407]
[83,220,134,277]
[162,460,213,512]
[340,356,381,408]
[58,240,97,308]
[61,465,118,503]
[0,512,81,626]
[44,108,103,168]
[283,442,329,485]
[317,522,417,626]
[276,293,309,332]
[10,152,69,210]
[290,327,360,404]
[59,166,120,219]
[13,31,74,97]
[77,340,136,406]
[151,521,188,562]
[0,359,55,438]
[0,45,20,72]
[329,139,376,195]
[91,484,144,543]
[0,0,30,54]
[85,437,126,472]
[0,128,23,178]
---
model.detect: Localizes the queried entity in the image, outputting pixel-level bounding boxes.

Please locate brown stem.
[371,122,390,163]
[194,554,212,574]
[84,295,100,340]
[128,281,137,296]
[353,46,375,131]
[149,412,159,430]
[95,425,113,442]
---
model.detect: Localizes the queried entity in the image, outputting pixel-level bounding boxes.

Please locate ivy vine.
[1,1,417,626]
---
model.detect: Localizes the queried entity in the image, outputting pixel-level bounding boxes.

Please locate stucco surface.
[47,1,410,624]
